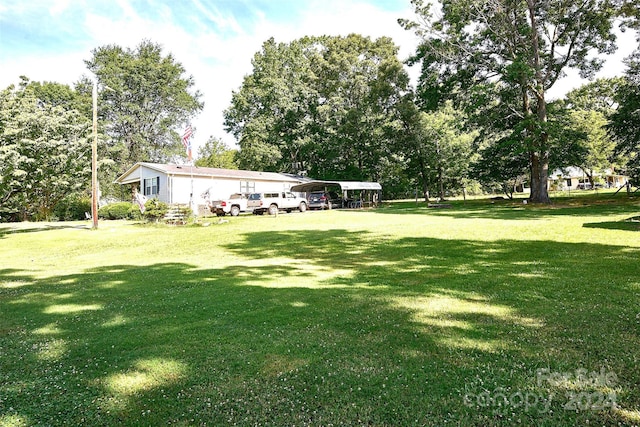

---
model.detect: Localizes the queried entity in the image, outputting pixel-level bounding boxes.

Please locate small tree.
[473,139,530,199]
[569,110,616,187]
[143,199,168,223]
[195,137,238,169]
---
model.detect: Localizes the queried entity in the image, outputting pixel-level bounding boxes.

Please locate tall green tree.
[0,78,90,221]
[567,109,616,186]
[564,77,624,115]
[609,50,640,185]
[224,34,410,181]
[404,103,477,201]
[84,40,203,169]
[312,35,410,181]
[195,137,238,169]
[401,0,622,203]
[224,37,318,172]
[610,4,640,185]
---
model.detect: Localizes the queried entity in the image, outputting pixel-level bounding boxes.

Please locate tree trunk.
[526,0,551,204]
[529,151,551,203]
[438,170,445,201]
[418,157,430,202]
[420,175,430,202]
[586,169,595,188]
[436,141,445,201]
[502,182,513,199]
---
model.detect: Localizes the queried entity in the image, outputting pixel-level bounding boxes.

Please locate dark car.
[308,191,341,210]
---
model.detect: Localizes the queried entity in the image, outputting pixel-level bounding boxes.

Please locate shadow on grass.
[583,217,640,232]
[378,194,639,221]
[1,230,639,425]
[0,223,89,238]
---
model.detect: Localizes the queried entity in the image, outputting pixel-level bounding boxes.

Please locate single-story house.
[549,166,628,190]
[115,162,306,214]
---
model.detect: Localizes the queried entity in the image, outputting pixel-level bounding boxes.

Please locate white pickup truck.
[209,193,249,217]
[247,191,307,215]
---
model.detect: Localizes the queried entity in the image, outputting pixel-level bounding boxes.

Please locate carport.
[290,180,382,208]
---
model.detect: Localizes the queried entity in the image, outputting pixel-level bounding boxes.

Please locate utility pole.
[91,80,99,229]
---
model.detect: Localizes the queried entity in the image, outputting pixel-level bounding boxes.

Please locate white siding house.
[548,166,629,191]
[115,162,305,214]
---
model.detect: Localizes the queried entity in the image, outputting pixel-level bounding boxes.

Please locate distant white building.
[115,162,305,214]
[549,166,628,190]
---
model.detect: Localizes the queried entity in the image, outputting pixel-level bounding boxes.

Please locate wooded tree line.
[1,41,203,221]
[1,1,639,220]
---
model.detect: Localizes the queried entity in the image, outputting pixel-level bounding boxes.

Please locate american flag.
[135,190,147,214]
[182,124,193,161]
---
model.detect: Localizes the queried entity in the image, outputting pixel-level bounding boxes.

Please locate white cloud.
[0,0,419,153]
[179,0,422,149]
[547,28,638,100]
[49,0,72,16]
[1,0,635,158]
[191,0,246,35]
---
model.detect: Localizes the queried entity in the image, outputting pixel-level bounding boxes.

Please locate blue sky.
[0,0,637,154]
[0,0,419,151]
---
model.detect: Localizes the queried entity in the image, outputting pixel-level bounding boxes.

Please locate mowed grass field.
[1,192,639,426]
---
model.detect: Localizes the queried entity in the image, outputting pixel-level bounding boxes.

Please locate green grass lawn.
[1,192,639,426]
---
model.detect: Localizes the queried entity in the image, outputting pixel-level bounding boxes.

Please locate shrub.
[54,194,92,221]
[143,199,169,222]
[98,202,135,220]
[128,205,143,221]
[176,205,193,222]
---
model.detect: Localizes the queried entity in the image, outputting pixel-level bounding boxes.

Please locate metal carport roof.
[290,180,382,193]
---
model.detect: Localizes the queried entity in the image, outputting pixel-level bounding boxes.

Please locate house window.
[240,181,255,194]
[144,177,160,196]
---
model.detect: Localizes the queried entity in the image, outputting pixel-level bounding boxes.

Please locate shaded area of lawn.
[0,223,90,238]
[1,230,639,425]
[584,216,640,232]
[381,193,639,221]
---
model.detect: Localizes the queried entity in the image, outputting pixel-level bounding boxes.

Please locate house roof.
[290,180,382,193]
[115,162,305,185]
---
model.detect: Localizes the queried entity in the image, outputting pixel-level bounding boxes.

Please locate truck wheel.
[268,204,278,215]
[299,202,307,212]
[230,206,240,216]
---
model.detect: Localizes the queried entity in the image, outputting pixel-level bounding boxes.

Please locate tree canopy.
[401,102,477,200]
[195,137,239,169]
[2,18,638,223]
[84,40,203,167]
[400,0,623,203]
[609,50,640,184]
[0,78,90,221]
[224,34,411,182]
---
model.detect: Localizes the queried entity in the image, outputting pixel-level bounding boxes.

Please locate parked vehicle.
[247,192,307,215]
[210,193,249,217]
[308,191,342,210]
[577,182,592,190]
